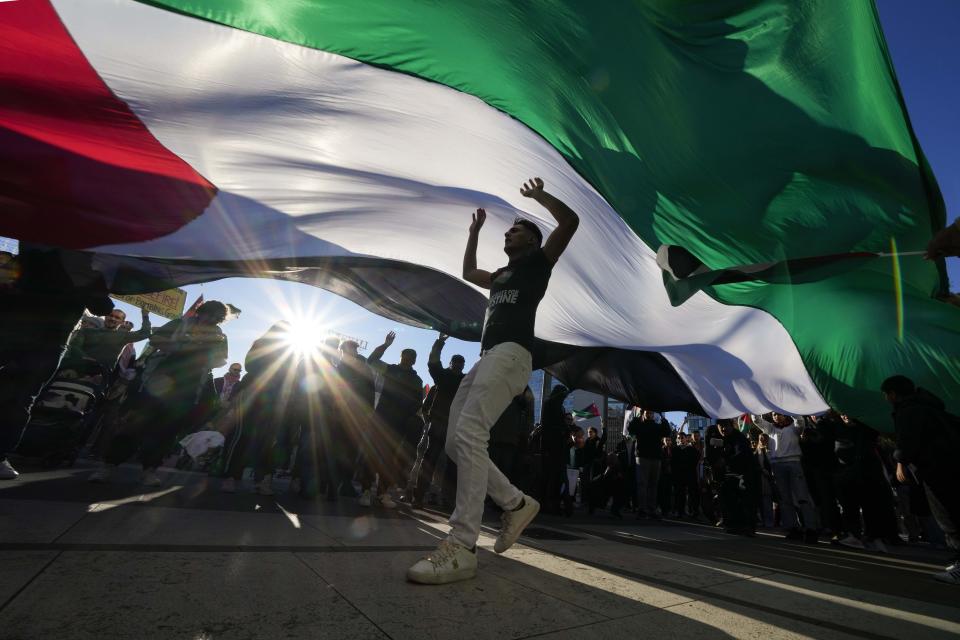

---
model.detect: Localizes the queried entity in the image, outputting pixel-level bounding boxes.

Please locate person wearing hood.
[882,375,960,585]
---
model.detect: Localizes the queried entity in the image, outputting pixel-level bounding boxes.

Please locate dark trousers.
[673,471,700,516]
[357,414,417,492]
[836,464,897,539]
[807,467,841,534]
[719,471,759,532]
[314,423,355,496]
[414,421,457,503]
[104,393,188,469]
[489,443,520,486]
[0,345,68,459]
[225,422,276,482]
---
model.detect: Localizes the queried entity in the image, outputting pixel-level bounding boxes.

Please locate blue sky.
[103,0,958,421]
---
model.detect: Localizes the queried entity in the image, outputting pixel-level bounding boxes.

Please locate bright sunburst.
[284,316,325,357]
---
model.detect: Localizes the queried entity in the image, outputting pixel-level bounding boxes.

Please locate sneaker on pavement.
[359,489,373,507]
[494,495,540,554]
[221,477,237,493]
[933,564,960,585]
[141,469,162,487]
[256,475,275,496]
[838,534,865,549]
[380,494,397,509]
[88,464,117,483]
[0,459,20,480]
[406,539,477,585]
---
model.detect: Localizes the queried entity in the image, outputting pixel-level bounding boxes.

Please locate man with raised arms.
[407,177,579,584]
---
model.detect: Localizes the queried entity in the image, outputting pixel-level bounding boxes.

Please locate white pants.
[446,342,532,547]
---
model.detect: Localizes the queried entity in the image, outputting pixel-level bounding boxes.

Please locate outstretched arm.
[367,331,394,373]
[126,309,153,343]
[520,178,579,263]
[429,333,446,365]
[427,333,445,381]
[463,208,493,289]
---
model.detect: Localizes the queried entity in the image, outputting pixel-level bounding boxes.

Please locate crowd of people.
[1,181,958,588]
[4,297,958,586]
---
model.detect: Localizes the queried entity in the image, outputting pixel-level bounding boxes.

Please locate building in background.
[684,413,711,434]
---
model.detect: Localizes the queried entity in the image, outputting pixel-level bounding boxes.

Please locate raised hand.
[438,333,449,342]
[520,177,545,199]
[470,208,486,234]
[384,331,396,347]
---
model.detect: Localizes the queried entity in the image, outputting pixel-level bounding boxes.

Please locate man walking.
[407,177,579,584]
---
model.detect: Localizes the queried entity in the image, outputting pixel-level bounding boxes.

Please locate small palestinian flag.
[182,295,204,319]
[572,404,601,420]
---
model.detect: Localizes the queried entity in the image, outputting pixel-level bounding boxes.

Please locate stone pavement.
[1,462,958,640]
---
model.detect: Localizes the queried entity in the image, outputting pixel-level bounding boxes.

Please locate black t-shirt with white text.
[480,248,553,354]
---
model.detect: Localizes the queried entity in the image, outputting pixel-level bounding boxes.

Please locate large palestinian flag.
[3,0,958,428]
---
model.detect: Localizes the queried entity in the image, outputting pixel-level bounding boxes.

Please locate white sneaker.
[933,565,960,585]
[494,495,540,553]
[358,489,372,507]
[256,475,275,496]
[88,464,116,483]
[0,459,20,480]
[141,469,162,487]
[379,494,397,509]
[837,534,865,550]
[406,539,477,585]
[221,477,237,493]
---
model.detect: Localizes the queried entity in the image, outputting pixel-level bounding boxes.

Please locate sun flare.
[284,317,325,357]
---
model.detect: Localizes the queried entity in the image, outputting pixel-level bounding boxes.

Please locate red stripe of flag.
[0,0,215,249]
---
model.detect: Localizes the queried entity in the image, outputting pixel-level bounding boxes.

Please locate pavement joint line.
[481,560,618,621]
[46,505,94,545]
[519,544,902,640]
[507,596,701,640]
[750,549,858,571]
[541,520,935,581]
[780,544,945,569]
[291,551,394,640]
[0,542,435,553]
[0,550,62,616]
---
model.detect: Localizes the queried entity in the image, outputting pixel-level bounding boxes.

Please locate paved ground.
[2,460,958,640]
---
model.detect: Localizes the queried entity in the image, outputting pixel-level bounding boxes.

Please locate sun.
[284,316,326,357]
